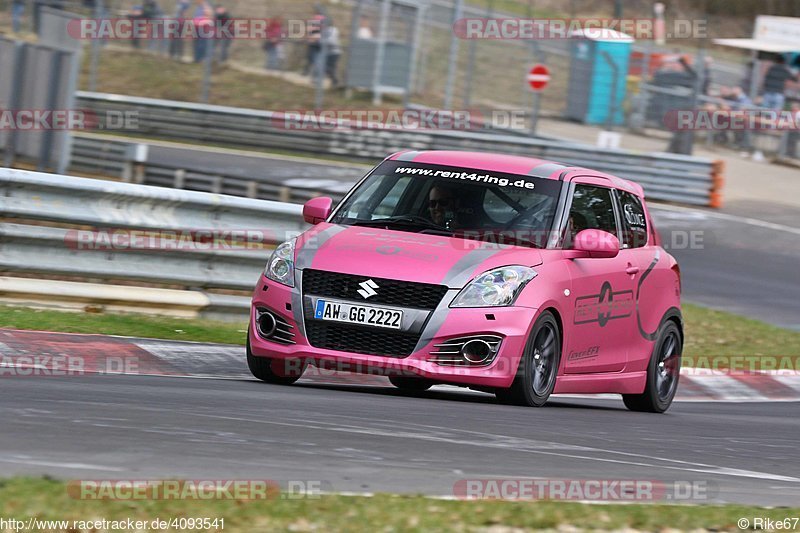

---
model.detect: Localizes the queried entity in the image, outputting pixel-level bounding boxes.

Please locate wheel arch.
[538,305,565,373]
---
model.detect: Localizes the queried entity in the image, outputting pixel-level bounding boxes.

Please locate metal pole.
[4,42,26,168]
[88,0,101,91]
[58,47,81,175]
[404,6,422,109]
[342,0,363,97]
[38,50,64,171]
[371,0,391,105]
[530,90,541,136]
[463,0,493,108]
[443,0,463,109]
[316,16,328,110]
[529,42,544,136]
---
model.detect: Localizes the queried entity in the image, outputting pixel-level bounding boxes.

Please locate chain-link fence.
[7,0,790,156]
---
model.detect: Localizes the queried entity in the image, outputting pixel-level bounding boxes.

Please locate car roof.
[385,150,645,198]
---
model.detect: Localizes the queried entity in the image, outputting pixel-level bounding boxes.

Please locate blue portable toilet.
[566,29,634,126]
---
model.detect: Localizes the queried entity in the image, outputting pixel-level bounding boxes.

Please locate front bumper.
[249,275,537,388]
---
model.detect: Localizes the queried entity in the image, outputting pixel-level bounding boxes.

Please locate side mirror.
[303,196,333,225]
[570,229,620,259]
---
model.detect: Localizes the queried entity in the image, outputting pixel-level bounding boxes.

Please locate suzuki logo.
[357,279,379,299]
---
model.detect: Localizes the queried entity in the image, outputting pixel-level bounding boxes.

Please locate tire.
[495,311,561,407]
[389,375,433,391]
[622,320,682,413]
[246,334,306,385]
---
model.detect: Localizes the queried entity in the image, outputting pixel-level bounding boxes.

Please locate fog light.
[461,339,492,364]
[257,310,277,338]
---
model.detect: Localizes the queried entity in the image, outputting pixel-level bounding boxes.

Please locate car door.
[616,189,669,368]
[562,179,638,374]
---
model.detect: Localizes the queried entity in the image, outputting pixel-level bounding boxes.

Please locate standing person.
[192,0,213,63]
[128,4,144,48]
[214,4,232,63]
[169,0,190,60]
[701,56,713,95]
[762,55,798,110]
[141,0,161,51]
[11,0,25,33]
[786,103,800,158]
[303,14,323,77]
[264,16,285,70]
[322,18,342,88]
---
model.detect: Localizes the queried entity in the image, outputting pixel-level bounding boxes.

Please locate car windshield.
[329,160,562,248]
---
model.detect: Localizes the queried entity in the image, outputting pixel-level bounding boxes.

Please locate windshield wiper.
[349,216,449,232]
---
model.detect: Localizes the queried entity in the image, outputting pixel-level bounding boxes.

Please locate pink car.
[248,151,683,412]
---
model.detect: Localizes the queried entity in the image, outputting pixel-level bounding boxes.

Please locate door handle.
[626,265,640,275]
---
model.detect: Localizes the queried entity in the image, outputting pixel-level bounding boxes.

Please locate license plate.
[314,299,403,329]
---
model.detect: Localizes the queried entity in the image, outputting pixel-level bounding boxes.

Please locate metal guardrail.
[69,135,358,204]
[75,92,724,207]
[0,168,305,294]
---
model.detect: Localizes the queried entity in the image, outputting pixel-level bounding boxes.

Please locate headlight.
[450,266,537,307]
[264,239,296,287]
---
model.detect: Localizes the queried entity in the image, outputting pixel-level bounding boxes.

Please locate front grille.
[303,269,448,310]
[305,321,420,357]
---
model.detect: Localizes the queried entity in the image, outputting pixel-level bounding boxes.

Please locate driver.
[428,184,460,229]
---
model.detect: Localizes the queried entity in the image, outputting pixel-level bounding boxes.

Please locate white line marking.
[650,204,800,236]
[0,454,126,471]
[185,412,800,484]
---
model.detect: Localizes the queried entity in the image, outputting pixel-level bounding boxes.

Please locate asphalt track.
[1,373,798,506]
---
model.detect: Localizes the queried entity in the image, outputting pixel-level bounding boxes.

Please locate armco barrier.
[0,168,305,320]
[69,134,359,204]
[75,91,724,207]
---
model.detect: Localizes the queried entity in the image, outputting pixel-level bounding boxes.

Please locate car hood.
[295,223,543,289]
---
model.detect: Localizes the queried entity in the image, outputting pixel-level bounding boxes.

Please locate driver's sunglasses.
[429,198,454,208]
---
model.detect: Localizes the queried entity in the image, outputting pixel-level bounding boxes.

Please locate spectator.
[12,0,25,33]
[356,15,373,39]
[322,18,342,87]
[303,14,323,76]
[214,4,232,63]
[141,0,162,52]
[192,0,214,63]
[730,86,752,108]
[128,4,144,48]
[762,55,798,110]
[169,0,190,60]
[702,56,713,95]
[786,103,800,158]
[264,16,285,70]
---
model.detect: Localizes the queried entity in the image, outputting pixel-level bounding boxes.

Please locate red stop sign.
[527,64,550,92]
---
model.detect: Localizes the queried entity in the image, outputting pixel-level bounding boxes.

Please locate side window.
[565,184,617,247]
[618,190,648,248]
